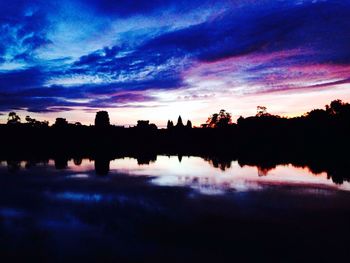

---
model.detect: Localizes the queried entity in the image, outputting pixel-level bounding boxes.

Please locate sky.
[0,0,349,126]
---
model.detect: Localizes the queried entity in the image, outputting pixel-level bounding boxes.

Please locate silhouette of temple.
[0,99,349,184]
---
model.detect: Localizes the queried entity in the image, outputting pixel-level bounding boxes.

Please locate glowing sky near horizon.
[0,0,350,126]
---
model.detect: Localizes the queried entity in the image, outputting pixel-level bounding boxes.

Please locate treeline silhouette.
[1,99,350,180]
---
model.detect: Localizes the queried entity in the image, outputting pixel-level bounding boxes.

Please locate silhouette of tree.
[206,113,218,127]
[137,120,150,128]
[7,112,21,125]
[325,99,350,117]
[25,116,48,127]
[149,123,158,130]
[95,111,110,128]
[256,106,269,117]
[217,109,232,127]
[306,109,328,119]
[54,118,68,128]
[206,109,232,128]
[25,116,35,124]
[327,99,343,115]
[186,120,192,128]
[237,116,244,125]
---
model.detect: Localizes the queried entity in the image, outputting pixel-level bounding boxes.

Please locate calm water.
[1,156,350,262]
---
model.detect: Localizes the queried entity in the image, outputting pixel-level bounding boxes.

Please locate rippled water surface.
[2,156,350,193]
[1,156,350,262]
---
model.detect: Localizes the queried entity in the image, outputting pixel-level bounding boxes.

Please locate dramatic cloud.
[79,0,233,17]
[0,0,349,124]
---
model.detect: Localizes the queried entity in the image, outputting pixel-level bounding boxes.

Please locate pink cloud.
[183,48,350,95]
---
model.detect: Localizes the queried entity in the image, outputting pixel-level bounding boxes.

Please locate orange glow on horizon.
[1,83,349,127]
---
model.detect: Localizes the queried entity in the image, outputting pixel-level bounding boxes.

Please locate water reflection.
[73,158,82,166]
[94,158,110,176]
[1,155,350,194]
[55,157,68,169]
[1,156,350,262]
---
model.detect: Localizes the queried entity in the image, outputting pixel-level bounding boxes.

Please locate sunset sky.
[0,0,349,126]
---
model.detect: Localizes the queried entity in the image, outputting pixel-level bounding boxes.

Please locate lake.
[1,156,350,262]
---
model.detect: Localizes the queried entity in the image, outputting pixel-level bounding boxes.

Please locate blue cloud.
[0,0,350,114]
[0,68,45,90]
[79,0,229,17]
[0,1,51,65]
[139,1,350,64]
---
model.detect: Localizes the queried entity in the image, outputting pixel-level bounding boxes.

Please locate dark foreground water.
[1,156,350,262]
